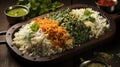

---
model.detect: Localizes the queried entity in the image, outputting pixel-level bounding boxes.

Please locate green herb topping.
[30,22,39,32]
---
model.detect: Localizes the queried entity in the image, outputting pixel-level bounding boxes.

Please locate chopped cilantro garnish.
[84,9,93,16]
[89,17,95,22]
[30,22,39,32]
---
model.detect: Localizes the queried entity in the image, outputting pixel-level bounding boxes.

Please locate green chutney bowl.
[4,5,29,27]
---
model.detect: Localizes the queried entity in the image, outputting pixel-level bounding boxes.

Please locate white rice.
[13,22,63,57]
[70,8,110,38]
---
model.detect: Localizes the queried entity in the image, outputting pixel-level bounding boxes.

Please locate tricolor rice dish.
[13,8,110,57]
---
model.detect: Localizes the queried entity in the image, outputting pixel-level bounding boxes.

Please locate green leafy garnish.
[88,16,95,22]
[81,9,95,22]
[81,15,89,21]
[84,9,93,16]
[17,0,64,18]
[30,23,39,32]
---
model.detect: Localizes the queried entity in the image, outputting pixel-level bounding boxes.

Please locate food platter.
[5,4,116,64]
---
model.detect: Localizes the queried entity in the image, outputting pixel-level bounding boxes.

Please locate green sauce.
[87,63,106,67]
[7,8,28,17]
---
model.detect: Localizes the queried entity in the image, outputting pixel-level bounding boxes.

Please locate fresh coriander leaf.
[89,17,96,22]
[81,15,89,21]
[26,3,31,8]
[30,23,39,32]
[84,9,93,16]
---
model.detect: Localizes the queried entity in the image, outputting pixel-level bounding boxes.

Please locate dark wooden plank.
[0,45,8,67]
[0,45,22,67]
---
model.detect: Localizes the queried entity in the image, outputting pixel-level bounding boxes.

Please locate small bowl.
[4,5,29,27]
[79,60,109,67]
[95,0,117,13]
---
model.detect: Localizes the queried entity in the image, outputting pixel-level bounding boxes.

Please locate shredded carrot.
[34,17,72,48]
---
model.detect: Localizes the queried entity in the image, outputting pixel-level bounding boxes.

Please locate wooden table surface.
[0,0,120,67]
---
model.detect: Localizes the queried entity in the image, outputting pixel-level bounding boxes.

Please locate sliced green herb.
[81,9,96,22]
[81,15,89,21]
[89,16,95,22]
[84,9,93,16]
[30,23,39,32]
